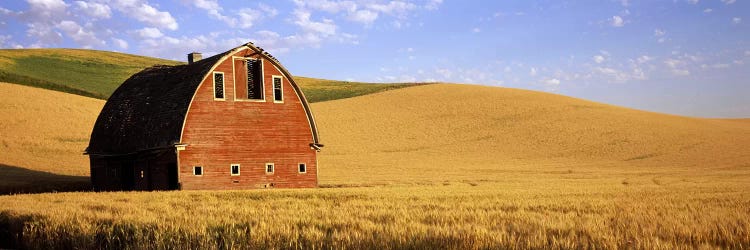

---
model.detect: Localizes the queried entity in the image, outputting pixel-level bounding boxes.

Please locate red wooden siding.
[178,49,317,189]
[233,58,248,100]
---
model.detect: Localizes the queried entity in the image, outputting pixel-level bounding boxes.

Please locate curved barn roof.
[87,42,319,155]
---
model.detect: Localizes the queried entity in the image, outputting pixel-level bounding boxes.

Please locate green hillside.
[0,49,422,102]
[0,49,179,99]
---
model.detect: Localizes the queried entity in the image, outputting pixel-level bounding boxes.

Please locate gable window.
[213,72,225,100]
[230,164,240,176]
[272,76,283,102]
[298,163,306,173]
[193,166,203,176]
[233,58,264,101]
[265,163,274,174]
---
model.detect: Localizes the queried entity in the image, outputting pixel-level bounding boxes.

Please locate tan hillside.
[0,83,103,176]
[1,82,749,248]
[312,83,750,186]
[1,81,748,189]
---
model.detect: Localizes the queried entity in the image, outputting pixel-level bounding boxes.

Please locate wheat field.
[313,84,750,186]
[1,82,749,248]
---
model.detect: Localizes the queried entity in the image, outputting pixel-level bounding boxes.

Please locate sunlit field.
[1,83,749,248]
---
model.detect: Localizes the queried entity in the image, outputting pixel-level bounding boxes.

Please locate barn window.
[298,163,306,173]
[193,166,203,176]
[247,59,264,100]
[231,164,240,176]
[265,163,274,174]
[213,72,225,100]
[272,76,283,102]
[233,58,264,101]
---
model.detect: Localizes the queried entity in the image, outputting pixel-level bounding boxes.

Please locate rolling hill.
[313,83,750,186]
[0,83,103,193]
[2,80,748,191]
[1,80,749,248]
[0,49,422,102]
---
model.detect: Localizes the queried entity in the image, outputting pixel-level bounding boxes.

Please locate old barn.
[86,42,322,191]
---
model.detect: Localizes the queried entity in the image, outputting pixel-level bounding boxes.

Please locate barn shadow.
[0,164,91,195]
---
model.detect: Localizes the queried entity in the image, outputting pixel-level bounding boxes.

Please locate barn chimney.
[187,52,202,64]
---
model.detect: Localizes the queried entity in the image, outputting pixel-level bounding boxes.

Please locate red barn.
[86,42,322,191]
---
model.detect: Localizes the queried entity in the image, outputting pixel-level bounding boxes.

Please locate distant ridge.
[0,48,424,102]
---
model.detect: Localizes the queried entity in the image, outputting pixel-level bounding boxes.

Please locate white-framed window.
[265,163,274,174]
[193,166,203,176]
[272,75,283,103]
[230,164,240,176]
[213,72,225,100]
[298,163,307,173]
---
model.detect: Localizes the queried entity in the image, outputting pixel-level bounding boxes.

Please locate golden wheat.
[1,82,749,248]
[0,83,103,176]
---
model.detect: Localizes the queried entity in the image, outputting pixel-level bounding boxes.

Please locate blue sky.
[1,0,749,117]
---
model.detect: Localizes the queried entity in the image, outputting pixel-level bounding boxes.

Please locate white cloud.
[188,0,277,29]
[348,10,378,25]
[367,1,417,17]
[732,17,741,24]
[111,0,178,30]
[529,67,537,76]
[722,0,736,4]
[636,55,652,64]
[0,35,12,48]
[425,0,443,10]
[671,69,690,76]
[74,1,111,19]
[26,22,63,46]
[593,67,643,82]
[22,0,67,46]
[745,50,750,56]
[26,0,67,18]
[189,0,233,25]
[664,58,682,68]
[112,38,128,49]
[703,8,712,13]
[543,78,560,86]
[702,63,730,69]
[258,3,278,17]
[293,10,337,36]
[237,8,262,29]
[611,15,624,27]
[593,55,605,63]
[472,27,481,33]
[56,20,104,48]
[654,29,667,43]
[249,25,356,54]
[687,0,699,4]
[664,58,691,76]
[0,7,12,15]
[436,68,452,79]
[293,0,357,13]
[620,0,630,7]
[135,27,164,39]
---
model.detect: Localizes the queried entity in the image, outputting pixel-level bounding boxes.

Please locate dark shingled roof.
[87,50,230,155]
[87,43,320,155]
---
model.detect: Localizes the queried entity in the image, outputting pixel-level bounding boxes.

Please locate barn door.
[234,58,248,99]
[167,162,179,190]
[121,161,135,191]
